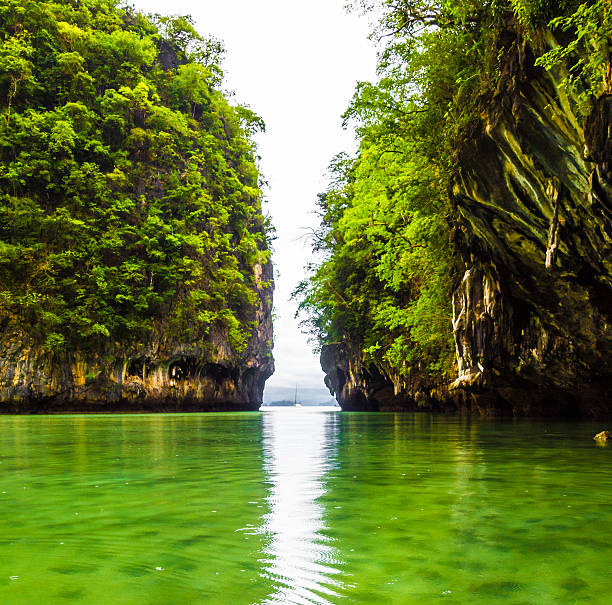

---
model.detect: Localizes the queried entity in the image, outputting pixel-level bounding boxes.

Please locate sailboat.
[294,384,302,407]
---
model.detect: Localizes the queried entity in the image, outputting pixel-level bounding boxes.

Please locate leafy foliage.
[297,0,610,385]
[0,0,271,356]
[536,1,612,113]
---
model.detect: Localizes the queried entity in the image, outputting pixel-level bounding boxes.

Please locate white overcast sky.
[131,0,378,399]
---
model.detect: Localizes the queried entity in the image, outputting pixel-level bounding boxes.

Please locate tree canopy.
[0,0,271,357]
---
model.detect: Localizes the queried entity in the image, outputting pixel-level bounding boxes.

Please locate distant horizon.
[261,400,339,407]
[263,384,334,405]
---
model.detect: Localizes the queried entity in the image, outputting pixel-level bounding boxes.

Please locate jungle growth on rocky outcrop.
[0,0,274,410]
[297,0,612,415]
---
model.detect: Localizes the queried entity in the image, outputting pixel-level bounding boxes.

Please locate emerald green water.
[0,409,610,604]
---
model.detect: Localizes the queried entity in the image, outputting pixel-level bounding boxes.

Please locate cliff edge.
[318,14,612,417]
[0,259,273,413]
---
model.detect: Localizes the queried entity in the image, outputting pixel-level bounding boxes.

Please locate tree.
[0,0,271,359]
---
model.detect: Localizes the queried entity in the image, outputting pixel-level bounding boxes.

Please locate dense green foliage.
[535,0,612,113]
[0,0,271,356]
[297,0,610,383]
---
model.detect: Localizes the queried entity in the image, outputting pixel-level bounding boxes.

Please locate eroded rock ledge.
[321,39,612,417]
[0,265,274,414]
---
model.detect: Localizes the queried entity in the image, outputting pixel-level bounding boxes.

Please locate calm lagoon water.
[0,408,610,604]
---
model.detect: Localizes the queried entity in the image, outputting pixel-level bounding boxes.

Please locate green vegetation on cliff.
[297,0,610,386]
[0,0,271,357]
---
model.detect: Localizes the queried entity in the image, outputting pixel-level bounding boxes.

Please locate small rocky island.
[0,2,273,412]
[299,2,612,417]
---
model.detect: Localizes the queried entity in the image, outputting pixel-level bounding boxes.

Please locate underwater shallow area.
[0,408,610,604]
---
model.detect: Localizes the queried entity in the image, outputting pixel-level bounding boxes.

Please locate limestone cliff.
[321,31,612,417]
[447,35,612,416]
[0,1,275,413]
[0,261,273,413]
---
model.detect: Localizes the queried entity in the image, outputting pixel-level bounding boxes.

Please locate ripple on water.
[562,577,589,592]
[56,588,86,600]
[0,412,611,604]
[47,563,99,575]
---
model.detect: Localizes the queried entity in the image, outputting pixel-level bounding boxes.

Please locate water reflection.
[258,409,343,604]
[1,411,610,604]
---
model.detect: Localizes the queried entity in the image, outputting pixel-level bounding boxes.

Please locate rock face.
[322,36,612,417]
[320,343,378,411]
[0,262,273,413]
[448,39,612,417]
[320,343,428,412]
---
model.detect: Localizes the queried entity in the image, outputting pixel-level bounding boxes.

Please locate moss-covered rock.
[448,34,612,416]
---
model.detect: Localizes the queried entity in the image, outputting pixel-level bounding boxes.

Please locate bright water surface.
[0,408,611,604]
